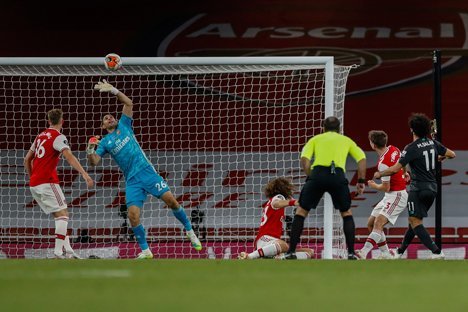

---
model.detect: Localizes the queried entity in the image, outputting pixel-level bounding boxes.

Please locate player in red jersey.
[24,109,94,259]
[238,177,313,260]
[357,131,408,259]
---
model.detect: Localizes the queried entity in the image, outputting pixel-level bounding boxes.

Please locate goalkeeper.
[87,80,202,259]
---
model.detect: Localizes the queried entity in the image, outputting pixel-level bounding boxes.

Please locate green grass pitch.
[1,259,467,312]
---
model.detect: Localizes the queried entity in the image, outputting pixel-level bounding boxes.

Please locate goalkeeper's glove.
[87,136,100,155]
[94,79,119,95]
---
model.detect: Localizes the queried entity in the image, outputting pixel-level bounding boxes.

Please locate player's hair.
[368,130,388,148]
[323,116,340,132]
[264,177,295,199]
[408,113,431,138]
[47,109,63,125]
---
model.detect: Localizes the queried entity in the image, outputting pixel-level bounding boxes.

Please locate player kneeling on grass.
[87,80,201,259]
[356,131,408,260]
[238,177,313,260]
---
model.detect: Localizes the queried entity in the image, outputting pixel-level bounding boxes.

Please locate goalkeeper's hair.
[264,177,295,199]
[47,109,63,125]
[409,113,431,138]
[368,130,388,148]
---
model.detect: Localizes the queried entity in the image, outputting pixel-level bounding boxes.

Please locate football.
[104,53,122,71]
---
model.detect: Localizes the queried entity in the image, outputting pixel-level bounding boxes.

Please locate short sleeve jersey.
[378,145,406,192]
[301,131,366,171]
[255,194,286,245]
[399,137,447,192]
[29,128,70,187]
[96,114,152,180]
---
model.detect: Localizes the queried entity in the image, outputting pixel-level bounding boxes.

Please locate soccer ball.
[104,53,122,71]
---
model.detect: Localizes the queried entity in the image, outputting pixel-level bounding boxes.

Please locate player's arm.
[62,149,94,187]
[23,150,34,177]
[374,162,403,179]
[349,141,367,194]
[86,136,102,167]
[439,147,456,161]
[271,198,299,210]
[367,180,390,192]
[94,79,133,118]
[300,139,314,176]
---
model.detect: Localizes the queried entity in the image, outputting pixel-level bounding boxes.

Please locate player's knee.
[277,241,289,253]
[367,217,375,232]
[340,209,352,218]
[409,217,422,228]
[127,206,140,224]
[295,207,309,217]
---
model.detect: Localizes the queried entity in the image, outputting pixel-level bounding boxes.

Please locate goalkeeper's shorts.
[126,166,170,208]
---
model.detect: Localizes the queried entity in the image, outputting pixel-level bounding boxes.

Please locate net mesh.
[0,62,353,259]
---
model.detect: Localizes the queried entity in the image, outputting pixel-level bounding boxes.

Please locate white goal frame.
[0,56,338,259]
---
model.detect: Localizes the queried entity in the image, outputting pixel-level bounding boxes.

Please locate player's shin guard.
[342,215,356,254]
[172,206,192,231]
[288,215,305,253]
[249,243,281,259]
[132,224,149,251]
[54,216,68,256]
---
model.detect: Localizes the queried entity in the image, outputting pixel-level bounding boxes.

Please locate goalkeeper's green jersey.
[301,131,365,171]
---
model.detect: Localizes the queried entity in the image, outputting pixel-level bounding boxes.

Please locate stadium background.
[0,0,467,254]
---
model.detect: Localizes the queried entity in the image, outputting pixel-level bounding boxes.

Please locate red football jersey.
[378,145,406,192]
[255,194,286,245]
[29,128,69,187]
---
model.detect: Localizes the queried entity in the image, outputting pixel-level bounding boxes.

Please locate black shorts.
[298,166,351,212]
[407,190,436,219]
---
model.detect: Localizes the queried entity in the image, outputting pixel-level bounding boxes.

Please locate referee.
[283,116,367,260]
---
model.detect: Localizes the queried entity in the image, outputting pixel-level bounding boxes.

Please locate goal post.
[0,56,353,260]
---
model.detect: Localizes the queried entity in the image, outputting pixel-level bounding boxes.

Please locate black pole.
[433,50,442,249]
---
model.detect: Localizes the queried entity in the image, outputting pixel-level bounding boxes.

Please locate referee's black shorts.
[298,166,351,212]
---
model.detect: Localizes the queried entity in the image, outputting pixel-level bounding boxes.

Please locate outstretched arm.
[62,149,94,187]
[94,79,134,118]
[271,198,299,210]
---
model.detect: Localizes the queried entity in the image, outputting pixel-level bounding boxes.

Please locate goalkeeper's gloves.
[94,79,119,95]
[87,136,100,155]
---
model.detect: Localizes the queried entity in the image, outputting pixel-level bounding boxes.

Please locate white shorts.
[371,190,408,225]
[256,235,280,249]
[30,183,67,214]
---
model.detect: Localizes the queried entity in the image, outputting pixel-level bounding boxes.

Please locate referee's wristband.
[357,178,366,184]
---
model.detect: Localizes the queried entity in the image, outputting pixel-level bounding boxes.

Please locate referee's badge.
[116,130,121,135]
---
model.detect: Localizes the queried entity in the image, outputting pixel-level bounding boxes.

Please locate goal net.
[0,57,354,259]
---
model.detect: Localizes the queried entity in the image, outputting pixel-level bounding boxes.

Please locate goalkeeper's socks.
[172,206,192,231]
[249,243,281,259]
[413,224,440,254]
[287,215,305,253]
[132,224,149,251]
[398,224,415,254]
[342,215,356,254]
[54,216,68,256]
